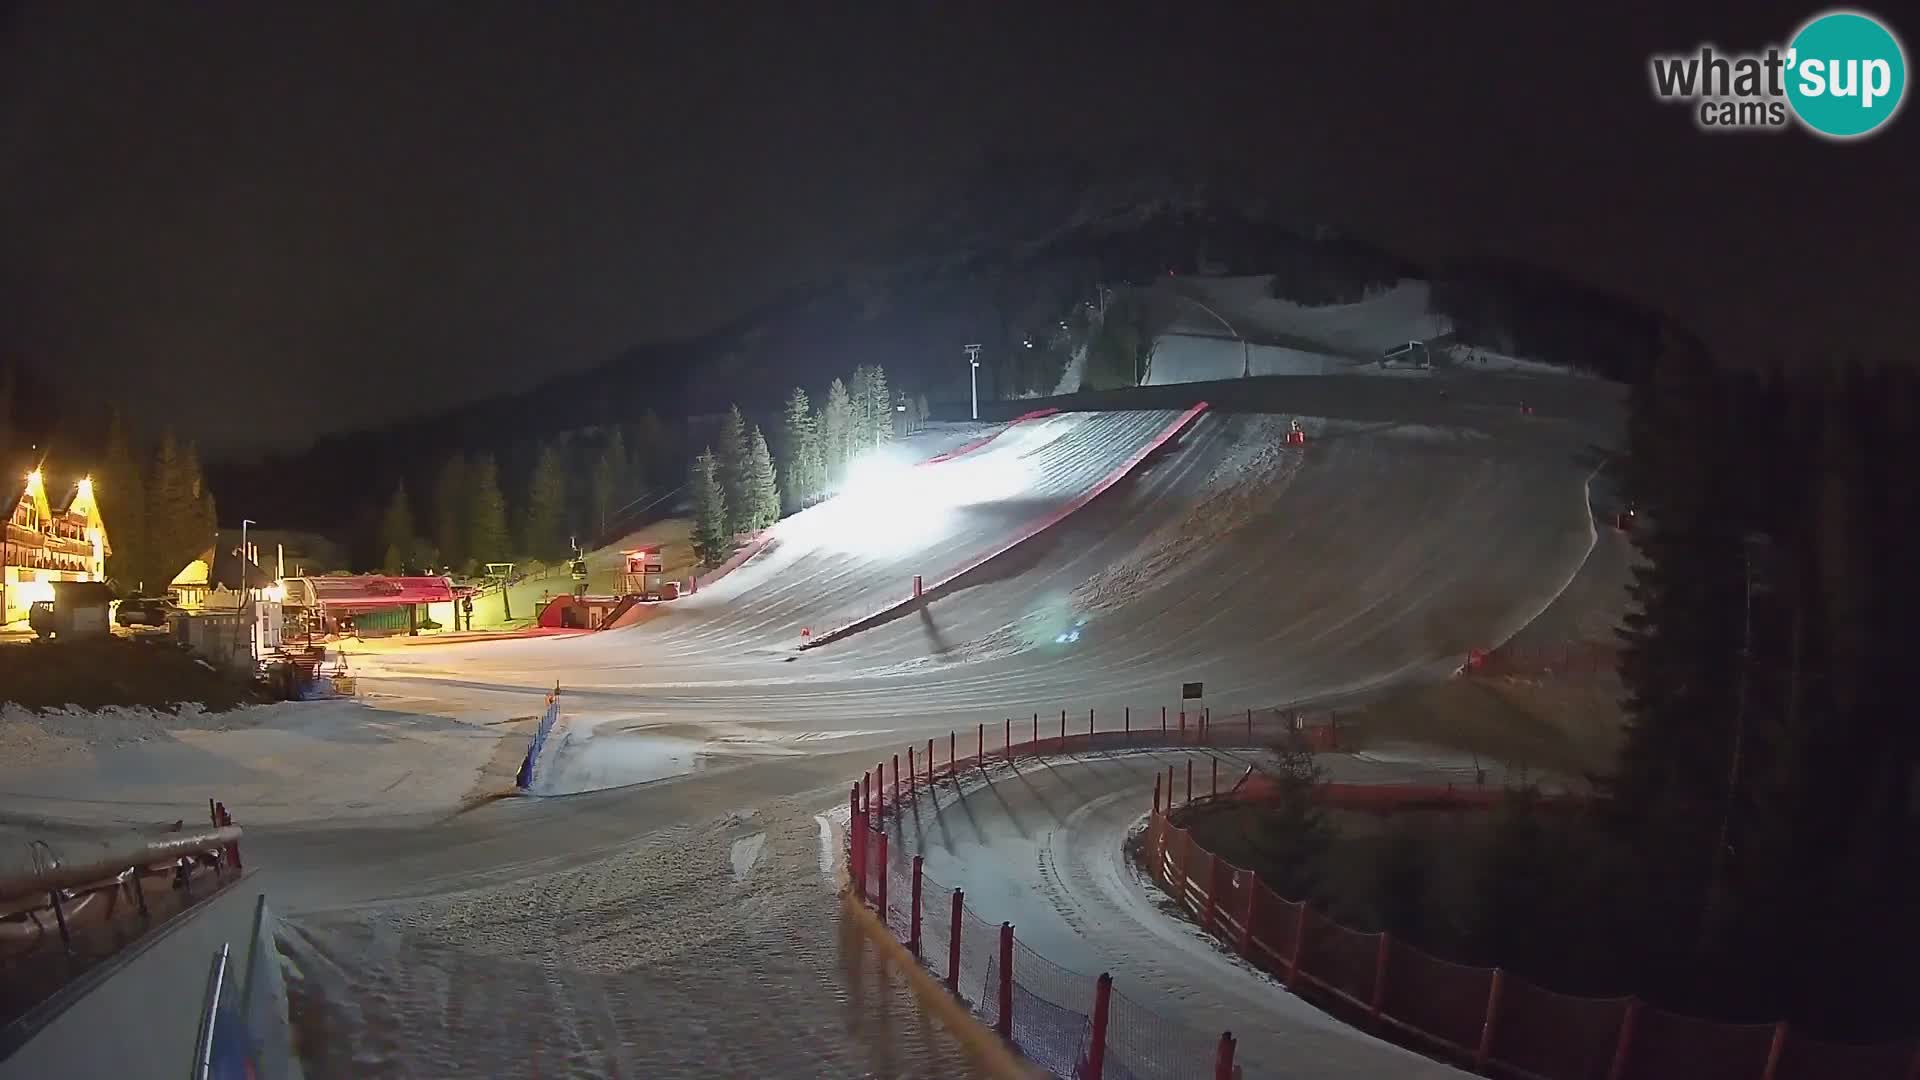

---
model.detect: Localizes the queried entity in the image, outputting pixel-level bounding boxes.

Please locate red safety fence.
[843,705,1920,1079]
[844,703,1294,1078]
[852,811,1238,1079]
[1464,642,1619,680]
[1144,797,1920,1080]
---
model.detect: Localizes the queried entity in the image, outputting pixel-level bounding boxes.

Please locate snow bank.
[0,702,255,767]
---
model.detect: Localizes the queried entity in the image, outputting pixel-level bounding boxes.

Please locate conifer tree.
[690,448,729,567]
[465,455,509,568]
[780,387,821,510]
[747,424,779,530]
[380,482,416,572]
[717,405,751,536]
[821,378,853,486]
[100,410,149,589]
[521,442,569,561]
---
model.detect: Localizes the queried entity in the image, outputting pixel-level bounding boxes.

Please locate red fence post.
[1168,765,1176,808]
[1161,705,1167,735]
[1211,756,1219,796]
[1247,707,1253,740]
[876,831,889,916]
[1186,758,1193,803]
[862,771,871,816]
[1125,706,1131,740]
[947,889,964,993]
[217,804,241,869]
[1086,972,1113,1080]
[1177,832,1195,913]
[1201,852,1219,933]
[876,762,886,818]
[1288,903,1309,984]
[1475,969,1505,1071]
[1203,706,1210,743]
[977,723,984,766]
[949,731,956,779]
[1606,999,1641,1080]
[1088,707,1094,746]
[997,922,1015,1039]
[1005,717,1012,762]
[1153,773,1162,814]
[1213,1032,1236,1080]
[893,754,901,807]
[1060,708,1067,741]
[909,855,924,958]
[852,806,867,904]
[1371,933,1391,1022]
[1179,709,1186,738]
[1761,1022,1788,1080]
[1240,872,1257,955]
[907,746,916,794]
[927,738,934,786]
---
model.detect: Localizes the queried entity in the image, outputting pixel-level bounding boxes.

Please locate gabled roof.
[303,575,453,608]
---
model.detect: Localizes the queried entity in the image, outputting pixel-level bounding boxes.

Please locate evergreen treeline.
[1419,346,1920,1042]
[1594,348,1920,1039]
[687,364,929,567]
[95,411,219,595]
[372,411,679,575]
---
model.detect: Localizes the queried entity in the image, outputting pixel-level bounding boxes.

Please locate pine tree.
[433,455,468,572]
[521,442,569,562]
[868,364,893,446]
[747,424,780,529]
[716,405,751,536]
[690,447,729,567]
[182,441,216,564]
[916,392,931,431]
[590,428,629,538]
[779,387,821,511]
[145,430,194,590]
[380,482,416,573]
[100,410,148,590]
[821,378,853,486]
[465,455,509,568]
[847,367,873,455]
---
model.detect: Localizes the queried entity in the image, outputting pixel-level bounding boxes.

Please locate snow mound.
[0,702,252,767]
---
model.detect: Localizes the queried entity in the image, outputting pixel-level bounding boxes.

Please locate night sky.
[1,2,1912,457]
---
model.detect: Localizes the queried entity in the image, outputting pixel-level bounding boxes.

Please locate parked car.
[115,596,179,628]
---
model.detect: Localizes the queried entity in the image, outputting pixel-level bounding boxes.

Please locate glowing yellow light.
[25,469,42,492]
[77,476,93,499]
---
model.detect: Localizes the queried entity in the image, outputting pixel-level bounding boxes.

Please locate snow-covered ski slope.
[1137,276,1579,387]
[0,371,1625,1078]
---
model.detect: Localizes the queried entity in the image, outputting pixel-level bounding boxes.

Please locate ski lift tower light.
[964,343,982,420]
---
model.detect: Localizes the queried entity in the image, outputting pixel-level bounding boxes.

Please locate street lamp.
[964,343,982,420]
[240,519,257,661]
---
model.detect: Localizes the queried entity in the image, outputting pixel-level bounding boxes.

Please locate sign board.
[1181,681,1203,700]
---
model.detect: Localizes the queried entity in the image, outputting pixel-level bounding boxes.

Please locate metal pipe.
[0,826,242,902]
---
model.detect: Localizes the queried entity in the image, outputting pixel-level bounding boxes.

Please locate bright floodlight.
[799,448,1035,558]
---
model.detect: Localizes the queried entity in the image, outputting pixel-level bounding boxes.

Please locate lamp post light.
[964,344,982,420]
[240,519,257,662]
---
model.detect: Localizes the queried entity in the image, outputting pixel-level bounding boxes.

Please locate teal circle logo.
[1786,10,1907,138]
